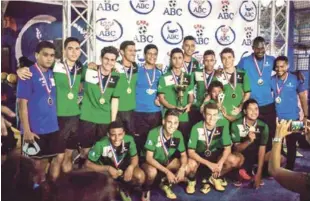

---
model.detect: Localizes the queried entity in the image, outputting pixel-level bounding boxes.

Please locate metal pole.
[270,0,276,56]
[284,0,290,56]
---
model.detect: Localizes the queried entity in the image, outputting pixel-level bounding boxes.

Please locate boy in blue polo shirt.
[238,36,276,152]
[17,41,61,182]
[134,44,162,154]
[271,56,308,170]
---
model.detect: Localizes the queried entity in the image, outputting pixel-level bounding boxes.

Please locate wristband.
[273,137,282,143]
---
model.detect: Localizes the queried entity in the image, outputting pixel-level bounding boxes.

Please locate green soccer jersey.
[80,69,121,124]
[114,62,138,112]
[53,61,83,116]
[188,121,231,154]
[144,126,186,165]
[216,69,251,118]
[88,135,137,169]
[158,70,194,122]
[193,69,217,108]
[231,117,269,150]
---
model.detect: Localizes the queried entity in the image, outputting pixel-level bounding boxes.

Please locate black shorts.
[22,131,62,159]
[78,120,109,148]
[197,149,223,177]
[116,110,135,134]
[1,128,17,155]
[58,115,79,150]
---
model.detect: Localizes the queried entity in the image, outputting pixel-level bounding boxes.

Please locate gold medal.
[117,169,123,176]
[67,92,74,100]
[99,97,105,105]
[127,87,132,94]
[275,96,281,104]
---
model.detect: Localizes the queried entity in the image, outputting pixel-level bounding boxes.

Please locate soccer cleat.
[219,177,228,187]
[141,191,150,201]
[160,183,177,199]
[209,176,225,192]
[200,183,211,194]
[186,180,196,194]
[120,189,132,201]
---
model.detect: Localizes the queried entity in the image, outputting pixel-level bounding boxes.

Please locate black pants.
[189,107,204,128]
[116,110,135,135]
[133,111,162,154]
[286,132,302,170]
[258,103,277,152]
[178,121,191,146]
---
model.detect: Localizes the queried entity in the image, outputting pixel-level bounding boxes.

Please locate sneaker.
[160,183,177,199]
[120,189,132,201]
[239,169,252,180]
[233,180,242,187]
[200,183,211,194]
[219,178,228,187]
[209,176,225,192]
[141,191,150,201]
[186,180,196,194]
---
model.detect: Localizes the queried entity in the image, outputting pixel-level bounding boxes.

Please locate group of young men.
[16,35,308,201]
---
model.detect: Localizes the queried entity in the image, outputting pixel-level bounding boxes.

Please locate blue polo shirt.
[238,54,275,106]
[135,65,162,113]
[17,65,58,135]
[270,73,307,120]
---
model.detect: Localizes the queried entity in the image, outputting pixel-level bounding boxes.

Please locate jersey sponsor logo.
[147,139,153,146]
[188,0,212,18]
[85,69,99,84]
[242,27,253,46]
[134,20,154,43]
[96,18,123,42]
[195,71,204,82]
[215,25,236,46]
[218,0,234,20]
[239,0,257,22]
[164,75,175,86]
[89,149,96,158]
[237,124,248,137]
[163,0,182,16]
[97,0,119,12]
[130,0,155,15]
[286,82,294,88]
[53,62,66,74]
[194,24,209,45]
[161,21,184,45]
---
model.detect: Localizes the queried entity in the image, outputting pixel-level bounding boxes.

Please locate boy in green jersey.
[78,46,121,162]
[86,121,145,201]
[114,41,138,135]
[187,103,244,193]
[231,99,269,188]
[216,48,251,119]
[158,48,194,143]
[142,109,190,200]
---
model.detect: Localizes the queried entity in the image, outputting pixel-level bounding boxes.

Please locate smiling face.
[221,52,234,69]
[121,45,136,63]
[145,48,158,66]
[109,127,125,147]
[253,41,265,60]
[204,108,219,127]
[162,115,179,136]
[182,39,195,57]
[275,60,288,78]
[244,102,259,121]
[101,53,117,72]
[64,41,81,63]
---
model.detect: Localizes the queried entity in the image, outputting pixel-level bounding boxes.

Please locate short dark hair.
[164,109,180,119]
[120,41,135,51]
[183,35,196,43]
[220,47,235,58]
[204,50,215,57]
[144,44,158,55]
[242,98,259,111]
[273,55,289,71]
[108,121,124,131]
[207,80,224,94]
[100,46,119,59]
[203,102,219,114]
[35,41,56,53]
[64,37,80,48]
[252,36,265,47]
[170,48,184,59]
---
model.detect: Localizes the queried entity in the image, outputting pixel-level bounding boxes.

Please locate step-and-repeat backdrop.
[95,0,258,68]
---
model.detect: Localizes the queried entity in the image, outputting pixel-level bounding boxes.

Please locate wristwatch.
[273,137,282,143]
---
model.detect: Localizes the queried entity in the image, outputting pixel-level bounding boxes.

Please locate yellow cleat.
[209,176,225,192]
[160,183,177,199]
[186,180,196,194]
[200,183,211,194]
[220,178,228,187]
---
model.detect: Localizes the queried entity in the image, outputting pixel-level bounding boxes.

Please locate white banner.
[95,0,258,68]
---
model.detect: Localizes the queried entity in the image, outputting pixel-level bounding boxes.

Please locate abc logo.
[188,0,212,18]
[215,25,236,46]
[161,21,184,45]
[96,18,123,42]
[130,0,155,15]
[239,0,257,22]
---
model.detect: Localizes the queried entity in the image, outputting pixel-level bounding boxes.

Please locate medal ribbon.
[223,70,237,91]
[203,69,215,90]
[34,63,52,96]
[122,65,133,85]
[160,127,170,160]
[110,140,125,168]
[253,55,266,77]
[171,70,181,85]
[63,60,77,90]
[98,67,112,96]
[243,117,257,132]
[183,60,193,74]
[203,123,217,151]
[144,65,156,88]
[276,73,288,96]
